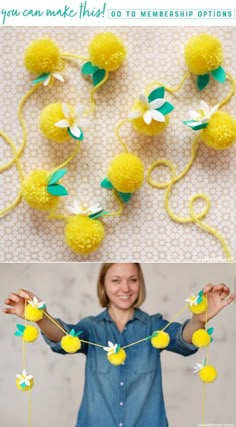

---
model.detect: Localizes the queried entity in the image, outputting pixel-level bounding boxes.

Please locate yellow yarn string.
[0,133,24,217]
[114,119,131,153]
[103,190,124,218]
[202,297,209,427]
[61,53,90,62]
[145,72,190,95]
[84,71,110,115]
[28,388,32,427]
[147,138,232,261]
[50,141,81,173]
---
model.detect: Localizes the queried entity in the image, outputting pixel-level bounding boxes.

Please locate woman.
[3,263,235,427]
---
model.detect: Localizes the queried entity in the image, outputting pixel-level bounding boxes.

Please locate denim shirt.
[42,309,198,427]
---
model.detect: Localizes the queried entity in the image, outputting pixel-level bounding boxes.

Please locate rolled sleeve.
[173,319,199,356]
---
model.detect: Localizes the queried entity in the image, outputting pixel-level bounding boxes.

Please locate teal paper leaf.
[14,331,23,337]
[75,330,83,337]
[93,68,106,86]
[70,329,76,336]
[151,331,158,338]
[197,74,210,91]
[198,290,203,298]
[157,101,174,115]
[38,303,46,310]
[118,192,132,203]
[89,210,110,220]
[100,177,114,190]
[207,327,214,335]
[21,383,27,389]
[115,344,120,354]
[68,127,84,141]
[16,324,26,332]
[183,120,208,131]
[81,61,99,75]
[211,66,226,84]
[47,184,68,196]
[148,87,165,103]
[203,357,206,366]
[48,169,68,186]
[32,72,50,85]
[197,296,203,304]
[210,337,214,343]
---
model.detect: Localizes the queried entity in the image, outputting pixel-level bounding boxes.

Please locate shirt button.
[120,381,124,386]
[120,402,124,406]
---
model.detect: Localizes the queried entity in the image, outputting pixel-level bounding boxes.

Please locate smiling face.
[104,263,140,311]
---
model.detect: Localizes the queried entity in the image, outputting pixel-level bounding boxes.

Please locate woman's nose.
[120,281,129,291]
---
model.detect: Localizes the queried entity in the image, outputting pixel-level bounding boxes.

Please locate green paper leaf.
[68,127,84,141]
[207,327,214,335]
[38,303,46,310]
[148,87,165,103]
[157,101,174,115]
[151,331,158,338]
[100,177,114,190]
[48,169,68,186]
[183,120,208,131]
[203,357,206,366]
[75,330,83,337]
[93,68,106,86]
[89,210,110,220]
[118,192,132,203]
[32,72,50,85]
[14,331,23,337]
[115,344,120,354]
[197,74,210,91]
[211,66,226,84]
[81,61,99,75]
[70,329,76,336]
[47,184,68,196]
[21,383,27,389]
[210,337,213,343]
[198,290,203,297]
[16,324,26,332]
[197,296,203,304]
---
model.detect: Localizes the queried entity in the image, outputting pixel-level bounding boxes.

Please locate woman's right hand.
[3,289,37,319]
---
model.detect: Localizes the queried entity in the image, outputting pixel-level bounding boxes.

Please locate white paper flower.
[103,341,119,356]
[16,369,33,386]
[185,294,199,307]
[67,202,103,216]
[193,360,205,374]
[43,72,64,86]
[189,100,219,124]
[28,296,46,309]
[129,94,166,124]
[55,103,89,140]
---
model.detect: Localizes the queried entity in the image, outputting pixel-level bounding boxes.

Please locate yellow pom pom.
[23,325,39,343]
[16,376,34,391]
[65,215,105,255]
[131,98,169,136]
[151,331,170,349]
[24,38,62,75]
[189,295,208,314]
[201,111,236,150]
[108,153,144,193]
[61,335,81,353]
[184,34,223,75]
[89,32,126,72]
[192,329,211,348]
[22,170,59,211]
[39,103,76,143]
[199,365,218,383]
[107,348,127,365]
[25,305,44,322]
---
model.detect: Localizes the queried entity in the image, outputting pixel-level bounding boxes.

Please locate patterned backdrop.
[0,26,235,262]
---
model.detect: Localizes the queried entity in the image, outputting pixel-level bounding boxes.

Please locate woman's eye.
[130,278,137,283]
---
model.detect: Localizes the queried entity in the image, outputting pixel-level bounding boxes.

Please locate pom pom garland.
[199,365,218,383]
[107,347,127,365]
[61,331,82,353]
[16,370,34,391]
[184,34,223,76]
[65,215,105,255]
[151,331,170,349]
[14,324,39,343]
[108,153,144,194]
[88,32,126,72]
[201,111,236,150]
[192,329,211,347]
[24,38,62,75]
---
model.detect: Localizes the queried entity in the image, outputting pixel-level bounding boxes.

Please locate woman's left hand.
[194,283,235,324]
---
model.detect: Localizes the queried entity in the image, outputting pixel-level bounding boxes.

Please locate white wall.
[0,263,235,427]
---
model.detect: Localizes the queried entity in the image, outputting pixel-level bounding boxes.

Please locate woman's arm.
[3,289,64,342]
[182,283,235,344]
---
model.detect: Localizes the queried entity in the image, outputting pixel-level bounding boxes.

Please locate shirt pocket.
[131,343,160,374]
[90,346,112,374]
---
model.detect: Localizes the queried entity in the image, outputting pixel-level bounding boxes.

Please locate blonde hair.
[97,263,146,308]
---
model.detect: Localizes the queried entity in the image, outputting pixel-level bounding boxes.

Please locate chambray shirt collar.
[96,307,148,323]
